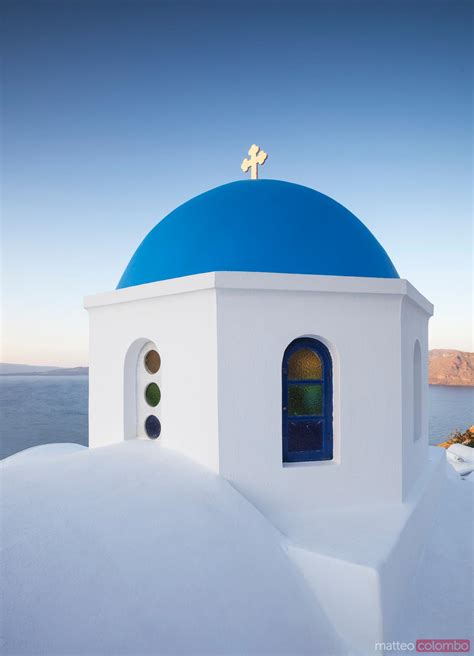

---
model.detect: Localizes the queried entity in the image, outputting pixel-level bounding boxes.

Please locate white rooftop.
[2,441,472,655]
[1,441,341,656]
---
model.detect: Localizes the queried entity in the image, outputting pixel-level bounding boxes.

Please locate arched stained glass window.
[282,338,333,462]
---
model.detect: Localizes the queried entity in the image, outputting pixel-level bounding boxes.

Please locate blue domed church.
[4,148,463,656]
[86,153,432,488]
[84,149,441,652]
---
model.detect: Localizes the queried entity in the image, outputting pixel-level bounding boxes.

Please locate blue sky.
[2,0,472,366]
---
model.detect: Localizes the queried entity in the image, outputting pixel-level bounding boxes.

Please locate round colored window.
[145,382,161,407]
[144,349,161,374]
[145,415,161,439]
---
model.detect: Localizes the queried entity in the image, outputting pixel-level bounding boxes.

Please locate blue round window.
[145,415,161,439]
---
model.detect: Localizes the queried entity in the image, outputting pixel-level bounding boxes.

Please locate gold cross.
[241,144,268,180]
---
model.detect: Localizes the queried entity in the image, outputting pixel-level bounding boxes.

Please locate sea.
[0,375,472,460]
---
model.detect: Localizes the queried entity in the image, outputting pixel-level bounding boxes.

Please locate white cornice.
[84,271,433,315]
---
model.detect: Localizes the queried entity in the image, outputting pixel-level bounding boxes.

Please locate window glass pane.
[288,384,323,416]
[145,383,161,407]
[288,348,322,380]
[145,415,161,439]
[288,420,323,452]
[144,349,161,374]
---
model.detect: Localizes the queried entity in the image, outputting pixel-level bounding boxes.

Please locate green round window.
[144,349,161,374]
[145,382,161,407]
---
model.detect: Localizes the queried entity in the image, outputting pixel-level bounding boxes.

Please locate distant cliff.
[41,367,89,376]
[429,350,474,387]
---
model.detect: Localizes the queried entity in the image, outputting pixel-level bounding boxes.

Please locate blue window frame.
[282,337,333,463]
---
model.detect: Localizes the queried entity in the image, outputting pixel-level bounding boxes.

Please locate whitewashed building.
[85,178,433,514]
[80,175,447,653]
[5,169,459,656]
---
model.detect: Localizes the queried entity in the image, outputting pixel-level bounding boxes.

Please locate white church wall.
[211,272,433,515]
[86,271,432,513]
[85,280,220,471]
[216,282,404,514]
[400,292,432,498]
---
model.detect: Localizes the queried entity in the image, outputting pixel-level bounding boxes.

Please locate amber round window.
[144,349,161,374]
[145,382,161,407]
[145,415,161,439]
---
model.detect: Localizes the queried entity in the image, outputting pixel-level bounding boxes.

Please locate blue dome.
[117,180,398,289]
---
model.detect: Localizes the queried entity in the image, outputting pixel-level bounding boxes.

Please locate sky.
[2,0,472,366]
